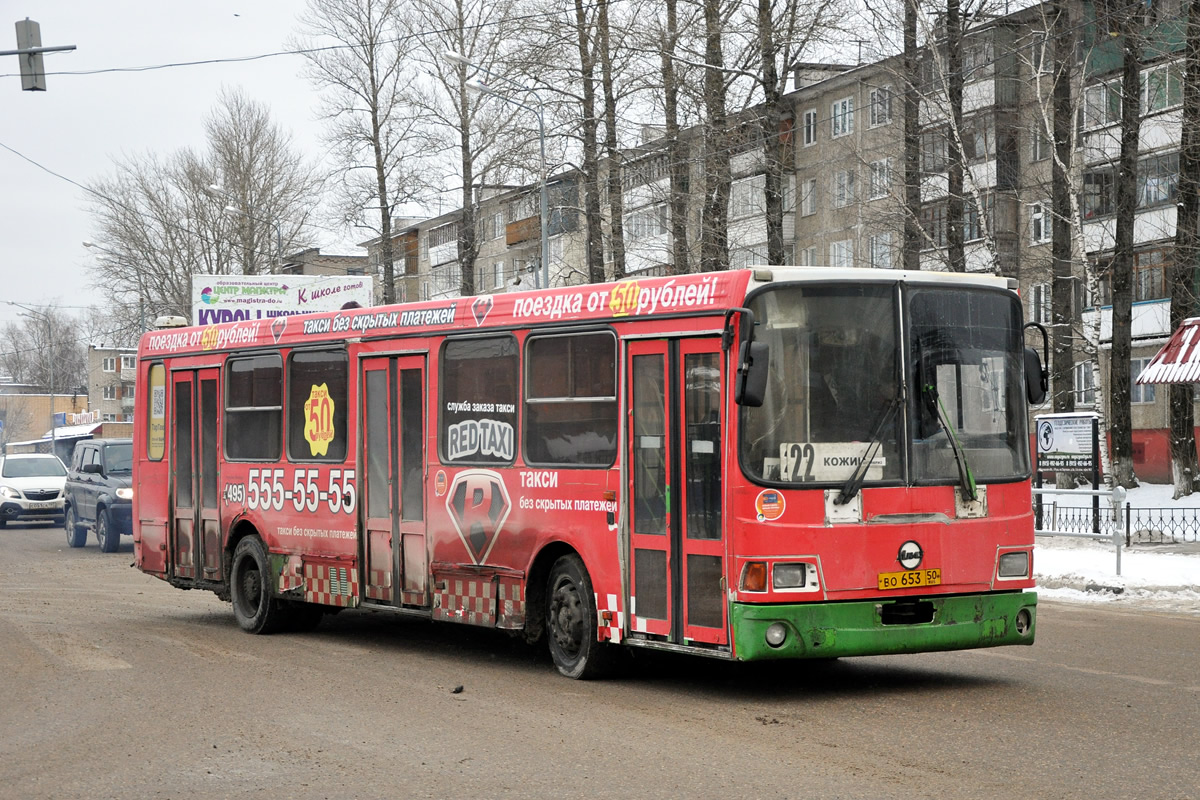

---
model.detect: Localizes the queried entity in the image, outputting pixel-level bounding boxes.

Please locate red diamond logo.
[445,469,511,564]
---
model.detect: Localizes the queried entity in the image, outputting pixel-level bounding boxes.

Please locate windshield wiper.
[837,387,904,505]
[923,384,977,501]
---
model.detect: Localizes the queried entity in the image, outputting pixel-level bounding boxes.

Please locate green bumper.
[730,591,1037,661]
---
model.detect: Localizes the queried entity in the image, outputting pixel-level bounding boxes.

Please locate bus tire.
[230,536,285,634]
[546,554,613,680]
[64,505,86,548]
[97,509,120,553]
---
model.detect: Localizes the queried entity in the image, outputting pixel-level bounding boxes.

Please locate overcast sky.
[0,0,334,328]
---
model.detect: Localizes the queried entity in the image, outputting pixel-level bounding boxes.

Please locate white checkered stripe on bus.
[433,577,495,626]
[365,568,392,602]
[304,563,359,607]
[595,593,624,643]
[497,577,525,629]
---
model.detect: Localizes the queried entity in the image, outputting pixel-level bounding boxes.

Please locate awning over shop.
[1137,318,1200,384]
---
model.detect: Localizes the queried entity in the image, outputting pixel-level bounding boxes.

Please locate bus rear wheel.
[230,536,286,634]
[546,554,613,679]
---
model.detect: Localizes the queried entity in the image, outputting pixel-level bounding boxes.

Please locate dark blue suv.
[64,438,133,553]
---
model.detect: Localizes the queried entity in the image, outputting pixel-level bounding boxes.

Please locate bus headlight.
[772,563,807,589]
[116,488,134,501]
[998,552,1029,578]
[765,623,788,648]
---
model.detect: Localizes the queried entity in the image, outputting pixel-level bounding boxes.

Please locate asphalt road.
[1,521,1197,800]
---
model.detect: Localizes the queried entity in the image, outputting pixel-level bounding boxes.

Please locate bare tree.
[700,0,731,271]
[572,0,608,283]
[86,92,320,323]
[294,0,422,303]
[404,0,525,296]
[1109,1,1145,489]
[0,308,87,395]
[1169,0,1200,497]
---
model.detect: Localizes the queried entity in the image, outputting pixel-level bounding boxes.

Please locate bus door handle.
[343,491,353,507]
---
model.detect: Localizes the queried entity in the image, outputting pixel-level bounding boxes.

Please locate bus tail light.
[740,561,767,592]
[998,551,1030,578]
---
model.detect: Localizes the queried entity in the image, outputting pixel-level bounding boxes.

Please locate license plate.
[28,502,56,510]
[878,568,941,591]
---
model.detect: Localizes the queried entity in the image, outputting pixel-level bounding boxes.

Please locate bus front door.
[170,368,222,582]
[361,356,428,608]
[628,338,727,646]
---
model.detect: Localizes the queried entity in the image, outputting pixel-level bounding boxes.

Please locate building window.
[1030,282,1051,325]
[626,204,668,238]
[102,357,116,373]
[963,40,993,81]
[964,194,994,242]
[797,245,818,266]
[1074,361,1096,406]
[1032,118,1052,162]
[1082,169,1115,219]
[869,85,892,127]
[1031,202,1051,244]
[492,261,506,289]
[963,115,995,162]
[1083,80,1121,128]
[524,333,617,466]
[831,96,854,138]
[492,212,505,240]
[1141,62,1182,115]
[868,159,891,199]
[729,174,765,219]
[868,233,893,269]
[1139,151,1179,207]
[1030,31,1052,75]
[102,385,117,401]
[920,203,947,249]
[120,355,136,370]
[801,178,817,216]
[833,170,855,208]
[803,109,817,146]
[921,127,947,172]
[1131,357,1157,404]
[829,239,853,268]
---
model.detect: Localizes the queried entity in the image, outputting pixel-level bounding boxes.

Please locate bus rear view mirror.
[1024,347,1047,405]
[736,340,769,407]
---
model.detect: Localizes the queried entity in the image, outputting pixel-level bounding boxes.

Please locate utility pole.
[1,19,75,91]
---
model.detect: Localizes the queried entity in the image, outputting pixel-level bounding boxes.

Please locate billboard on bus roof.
[191,274,375,326]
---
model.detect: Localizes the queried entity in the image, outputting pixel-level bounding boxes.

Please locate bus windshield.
[740,282,1029,487]
[740,284,902,484]
[909,287,1030,484]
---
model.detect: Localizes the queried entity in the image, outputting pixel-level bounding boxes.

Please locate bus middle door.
[170,367,222,582]
[627,337,727,646]
[361,355,428,608]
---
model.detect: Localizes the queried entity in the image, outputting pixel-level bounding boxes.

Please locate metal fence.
[1037,502,1200,545]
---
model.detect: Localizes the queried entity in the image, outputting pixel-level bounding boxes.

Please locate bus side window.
[524,332,617,467]
[440,336,518,465]
[287,349,349,462]
[225,355,282,461]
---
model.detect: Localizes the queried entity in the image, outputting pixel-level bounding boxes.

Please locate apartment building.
[88,344,137,423]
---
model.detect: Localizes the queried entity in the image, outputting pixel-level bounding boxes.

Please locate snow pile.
[1034,483,1200,613]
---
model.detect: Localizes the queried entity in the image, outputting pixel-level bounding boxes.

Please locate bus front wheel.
[230,536,285,634]
[546,554,613,679]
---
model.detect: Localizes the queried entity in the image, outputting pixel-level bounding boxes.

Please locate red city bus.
[133,267,1042,678]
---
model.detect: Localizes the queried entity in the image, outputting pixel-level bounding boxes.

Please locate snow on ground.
[1035,483,1200,614]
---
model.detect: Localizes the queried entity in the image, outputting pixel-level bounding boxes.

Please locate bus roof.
[138,267,1014,359]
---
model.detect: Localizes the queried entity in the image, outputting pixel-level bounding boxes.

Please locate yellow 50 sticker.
[304,383,336,457]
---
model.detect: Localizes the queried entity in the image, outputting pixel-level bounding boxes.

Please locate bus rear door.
[628,338,727,645]
[170,367,222,581]
[361,355,428,607]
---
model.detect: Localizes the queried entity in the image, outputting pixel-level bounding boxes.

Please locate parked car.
[0,453,68,528]
[63,438,133,552]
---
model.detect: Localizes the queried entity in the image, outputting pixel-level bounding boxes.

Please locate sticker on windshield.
[780,442,885,482]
